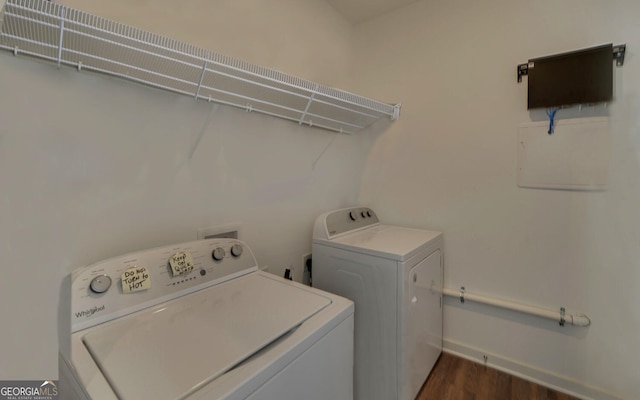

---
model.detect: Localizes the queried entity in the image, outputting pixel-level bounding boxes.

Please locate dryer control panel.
[71,238,258,332]
[313,207,379,240]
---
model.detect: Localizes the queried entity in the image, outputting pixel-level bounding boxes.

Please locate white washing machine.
[60,238,354,400]
[312,207,443,400]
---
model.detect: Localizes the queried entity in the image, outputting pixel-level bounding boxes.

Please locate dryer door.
[402,249,443,400]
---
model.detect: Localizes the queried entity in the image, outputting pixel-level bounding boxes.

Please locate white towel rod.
[442,286,591,327]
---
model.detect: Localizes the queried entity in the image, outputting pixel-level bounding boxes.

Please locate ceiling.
[325,0,419,25]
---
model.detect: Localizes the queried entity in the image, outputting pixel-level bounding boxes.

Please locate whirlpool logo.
[0,380,58,399]
[74,304,105,319]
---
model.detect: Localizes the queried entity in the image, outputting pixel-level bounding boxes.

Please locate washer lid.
[319,224,442,261]
[81,273,331,400]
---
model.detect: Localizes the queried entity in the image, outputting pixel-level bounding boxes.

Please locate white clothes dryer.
[60,238,354,400]
[312,207,443,400]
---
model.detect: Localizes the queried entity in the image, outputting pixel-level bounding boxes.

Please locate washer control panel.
[71,238,257,332]
[314,207,379,239]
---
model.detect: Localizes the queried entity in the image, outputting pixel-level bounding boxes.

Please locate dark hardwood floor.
[416,353,580,400]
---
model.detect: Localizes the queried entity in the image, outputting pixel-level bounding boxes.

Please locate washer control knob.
[366,210,372,217]
[349,211,358,221]
[230,244,243,257]
[212,247,225,261]
[361,211,367,218]
[90,274,112,294]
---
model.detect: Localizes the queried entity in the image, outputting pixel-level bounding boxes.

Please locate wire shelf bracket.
[0,0,400,134]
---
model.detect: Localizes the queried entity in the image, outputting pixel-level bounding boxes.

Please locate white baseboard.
[443,338,624,400]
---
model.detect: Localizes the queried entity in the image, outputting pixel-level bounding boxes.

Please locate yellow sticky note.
[169,252,194,277]
[121,266,151,294]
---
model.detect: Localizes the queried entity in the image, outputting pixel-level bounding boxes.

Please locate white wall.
[0,0,375,380]
[354,1,639,399]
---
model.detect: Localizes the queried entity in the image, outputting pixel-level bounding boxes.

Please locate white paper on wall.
[517,117,610,190]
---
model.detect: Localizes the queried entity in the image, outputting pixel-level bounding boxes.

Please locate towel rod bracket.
[518,43,626,83]
[613,44,626,66]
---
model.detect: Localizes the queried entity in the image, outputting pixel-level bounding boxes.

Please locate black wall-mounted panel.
[527,44,613,109]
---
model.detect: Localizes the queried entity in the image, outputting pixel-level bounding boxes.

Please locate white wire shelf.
[0,0,400,134]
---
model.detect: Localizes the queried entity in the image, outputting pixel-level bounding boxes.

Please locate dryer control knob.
[212,247,225,261]
[349,211,358,221]
[90,274,112,294]
[230,244,243,257]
